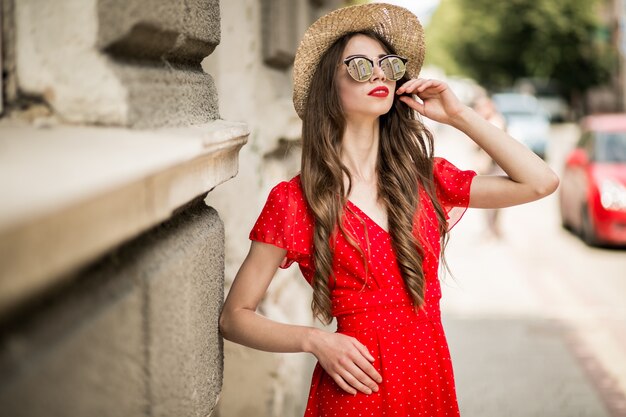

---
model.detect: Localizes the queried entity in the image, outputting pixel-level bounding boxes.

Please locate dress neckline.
[293,174,391,235]
[346,199,390,235]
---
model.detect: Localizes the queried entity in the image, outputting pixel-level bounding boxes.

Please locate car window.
[492,93,541,115]
[596,132,626,163]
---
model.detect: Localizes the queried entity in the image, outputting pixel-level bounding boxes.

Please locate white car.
[492,93,551,159]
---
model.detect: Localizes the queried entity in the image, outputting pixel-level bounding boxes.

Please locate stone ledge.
[0,119,248,318]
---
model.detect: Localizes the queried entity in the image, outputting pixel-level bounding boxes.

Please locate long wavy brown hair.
[300,30,451,325]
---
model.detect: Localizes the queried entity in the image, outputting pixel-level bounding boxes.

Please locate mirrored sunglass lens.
[347,57,373,81]
[380,56,406,80]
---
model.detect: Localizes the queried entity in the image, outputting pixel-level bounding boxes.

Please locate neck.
[340,116,380,182]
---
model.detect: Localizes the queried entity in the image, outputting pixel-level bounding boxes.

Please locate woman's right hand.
[307,329,383,395]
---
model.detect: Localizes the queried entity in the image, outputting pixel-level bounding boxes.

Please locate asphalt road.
[435,122,626,417]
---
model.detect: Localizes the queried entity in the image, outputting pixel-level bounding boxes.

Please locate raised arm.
[397,78,560,209]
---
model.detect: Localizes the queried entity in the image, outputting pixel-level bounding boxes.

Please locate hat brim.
[292,3,425,119]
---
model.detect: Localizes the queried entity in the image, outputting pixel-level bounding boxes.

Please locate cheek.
[337,81,361,108]
[342,87,362,107]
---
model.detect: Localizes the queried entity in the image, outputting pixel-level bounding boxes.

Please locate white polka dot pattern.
[248,157,477,416]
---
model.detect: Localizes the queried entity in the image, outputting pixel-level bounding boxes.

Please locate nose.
[370,59,386,82]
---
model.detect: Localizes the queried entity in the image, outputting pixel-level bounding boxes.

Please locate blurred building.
[617,0,626,111]
[595,0,626,111]
[590,0,626,113]
[0,1,245,416]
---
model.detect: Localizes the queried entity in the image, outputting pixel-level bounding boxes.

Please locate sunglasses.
[343,54,408,82]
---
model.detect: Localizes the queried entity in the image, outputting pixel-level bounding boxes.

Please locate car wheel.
[559,207,571,231]
[581,205,599,246]
[560,216,572,232]
[558,196,572,231]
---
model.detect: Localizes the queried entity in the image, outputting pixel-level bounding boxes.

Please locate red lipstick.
[368,86,389,97]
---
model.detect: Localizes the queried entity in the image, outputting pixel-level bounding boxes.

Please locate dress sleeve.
[432,156,477,231]
[249,181,302,269]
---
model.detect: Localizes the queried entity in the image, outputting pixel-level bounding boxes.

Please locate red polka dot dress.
[249,157,477,417]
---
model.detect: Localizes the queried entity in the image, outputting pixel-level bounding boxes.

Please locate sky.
[371,0,441,25]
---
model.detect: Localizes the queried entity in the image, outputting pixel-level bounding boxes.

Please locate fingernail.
[365,388,372,394]
[373,386,379,392]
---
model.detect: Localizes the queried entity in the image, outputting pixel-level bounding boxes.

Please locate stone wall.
[13,0,221,128]
[0,0,245,416]
[0,200,224,417]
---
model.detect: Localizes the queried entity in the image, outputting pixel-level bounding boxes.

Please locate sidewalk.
[444,316,611,417]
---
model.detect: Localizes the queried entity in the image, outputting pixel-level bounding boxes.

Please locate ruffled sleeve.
[249,180,309,269]
[432,156,477,231]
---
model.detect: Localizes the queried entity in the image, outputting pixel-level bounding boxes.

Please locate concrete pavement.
[444,316,612,417]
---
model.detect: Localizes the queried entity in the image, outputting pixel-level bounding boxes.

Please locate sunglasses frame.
[342,54,409,82]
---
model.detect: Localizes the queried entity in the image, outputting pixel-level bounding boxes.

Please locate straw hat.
[292,3,425,119]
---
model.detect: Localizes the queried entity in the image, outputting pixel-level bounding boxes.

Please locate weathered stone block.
[0,249,146,417]
[0,198,226,417]
[261,0,314,70]
[14,0,221,127]
[97,0,220,56]
[146,201,224,417]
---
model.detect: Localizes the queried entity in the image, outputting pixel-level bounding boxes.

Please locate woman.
[219,3,559,416]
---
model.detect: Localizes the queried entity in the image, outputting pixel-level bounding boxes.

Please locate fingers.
[397,78,446,96]
[331,373,359,395]
[343,360,381,394]
[359,359,383,385]
[337,365,377,395]
[352,341,383,383]
[353,339,375,362]
[399,95,425,115]
[321,334,385,396]
[396,78,421,94]
[333,341,382,395]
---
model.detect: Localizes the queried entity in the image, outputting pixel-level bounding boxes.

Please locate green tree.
[426,0,616,103]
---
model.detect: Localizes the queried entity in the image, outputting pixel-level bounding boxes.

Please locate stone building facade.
[0,0,346,416]
[0,0,245,416]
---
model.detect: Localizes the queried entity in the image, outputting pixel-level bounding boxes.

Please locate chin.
[373,102,394,117]
[347,102,394,119]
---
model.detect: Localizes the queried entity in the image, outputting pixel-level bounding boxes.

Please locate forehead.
[342,34,387,58]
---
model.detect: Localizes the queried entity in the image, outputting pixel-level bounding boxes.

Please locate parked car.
[514,78,570,122]
[559,114,626,246]
[492,92,551,159]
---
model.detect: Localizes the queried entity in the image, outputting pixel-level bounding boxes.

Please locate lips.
[368,86,389,97]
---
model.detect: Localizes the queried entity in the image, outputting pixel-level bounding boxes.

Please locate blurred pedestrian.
[219,3,559,417]
[472,95,507,239]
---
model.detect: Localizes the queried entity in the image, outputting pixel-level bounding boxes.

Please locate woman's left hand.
[396,78,467,125]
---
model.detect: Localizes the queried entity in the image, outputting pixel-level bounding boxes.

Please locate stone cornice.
[0,119,248,318]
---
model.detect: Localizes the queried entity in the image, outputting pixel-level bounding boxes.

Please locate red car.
[559,114,626,246]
